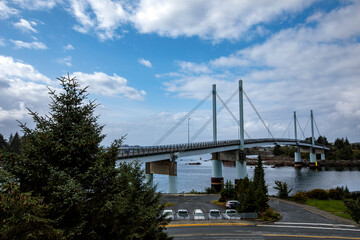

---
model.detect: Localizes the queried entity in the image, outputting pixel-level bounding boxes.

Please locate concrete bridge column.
[309,149,317,168]
[145,163,154,188]
[294,151,302,169]
[235,151,247,184]
[145,159,178,193]
[211,153,223,191]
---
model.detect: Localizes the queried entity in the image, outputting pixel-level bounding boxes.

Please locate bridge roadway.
[117,138,329,163]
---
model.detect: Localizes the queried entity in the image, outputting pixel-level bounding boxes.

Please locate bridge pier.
[309,149,317,169]
[211,153,224,191]
[235,151,247,185]
[145,160,178,193]
[294,149,302,169]
[321,153,325,161]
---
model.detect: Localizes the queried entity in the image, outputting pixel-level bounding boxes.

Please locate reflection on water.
[152,154,360,194]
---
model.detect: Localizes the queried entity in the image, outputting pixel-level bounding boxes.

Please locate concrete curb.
[270,197,358,227]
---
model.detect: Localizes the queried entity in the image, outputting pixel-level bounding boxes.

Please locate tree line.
[273,136,360,160]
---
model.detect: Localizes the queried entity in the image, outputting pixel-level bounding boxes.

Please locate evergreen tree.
[2,75,170,239]
[8,132,22,154]
[274,180,292,199]
[219,180,237,202]
[253,156,269,212]
[0,133,7,150]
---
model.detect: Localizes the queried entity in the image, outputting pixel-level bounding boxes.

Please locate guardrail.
[117,138,327,160]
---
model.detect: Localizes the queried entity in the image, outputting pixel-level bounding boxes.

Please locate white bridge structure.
[118,80,329,193]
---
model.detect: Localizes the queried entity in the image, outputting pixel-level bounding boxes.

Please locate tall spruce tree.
[0,133,7,150]
[253,156,269,212]
[2,75,170,240]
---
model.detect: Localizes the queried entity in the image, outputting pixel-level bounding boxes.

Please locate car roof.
[209,209,220,212]
[194,209,203,213]
[163,209,173,212]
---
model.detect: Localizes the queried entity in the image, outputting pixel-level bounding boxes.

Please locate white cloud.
[0,55,53,136]
[132,0,314,41]
[57,56,72,66]
[138,58,152,68]
[64,43,75,50]
[11,40,48,49]
[12,0,61,10]
[159,2,360,141]
[72,71,146,100]
[13,19,38,33]
[0,1,18,19]
[0,37,5,46]
[0,55,51,84]
[69,0,128,40]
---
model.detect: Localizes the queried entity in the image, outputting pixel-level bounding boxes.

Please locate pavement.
[163,194,360,239]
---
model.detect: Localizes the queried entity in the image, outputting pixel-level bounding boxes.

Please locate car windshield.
[227,210,236,214]
[178,210,188,214]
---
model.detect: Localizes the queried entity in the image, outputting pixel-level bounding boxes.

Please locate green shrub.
[306,189,329,200]
[291,192,308,204]
[274,181,292,199]
[344,198,360,223]
[259,208,280,221]
[219,180,237,202]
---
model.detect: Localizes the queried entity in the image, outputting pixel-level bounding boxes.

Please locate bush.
[274,181,292,199]
[205,187,218,194]
[306,189,329,200]
[291,192,308,204]
[344,198,360,223]
[259,208,281,221]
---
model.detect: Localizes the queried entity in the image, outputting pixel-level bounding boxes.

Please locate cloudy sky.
[0,0,359,146]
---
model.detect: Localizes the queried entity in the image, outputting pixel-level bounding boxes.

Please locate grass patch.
[305,199,352,220]
[212,200,226,207]
[164,203,176,207]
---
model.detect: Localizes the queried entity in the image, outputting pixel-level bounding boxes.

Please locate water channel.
[151,154,360,195]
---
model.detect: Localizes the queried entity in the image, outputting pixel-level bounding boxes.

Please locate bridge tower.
[211,84,224,191]
[309,110,317,168]
[294,111,302,168]
[235,79,247,183]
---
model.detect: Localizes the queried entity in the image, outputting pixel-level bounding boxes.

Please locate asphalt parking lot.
[161,194,243,221]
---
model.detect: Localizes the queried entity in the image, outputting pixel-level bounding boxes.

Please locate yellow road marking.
[163,223,252,228]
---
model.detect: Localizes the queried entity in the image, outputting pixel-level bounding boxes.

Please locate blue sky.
[0,0,359,146]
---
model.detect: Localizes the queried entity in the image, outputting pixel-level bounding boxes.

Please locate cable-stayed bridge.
[118,80,329,193]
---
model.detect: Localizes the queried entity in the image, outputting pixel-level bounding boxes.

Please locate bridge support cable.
[190,88,239,143]
[216,93,251,139]
[281,116,294,138]
[154,92,212,146]
[243,90,274,139]
[296,118,306,140]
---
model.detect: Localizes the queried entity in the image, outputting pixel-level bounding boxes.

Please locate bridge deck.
[117,138,329,161]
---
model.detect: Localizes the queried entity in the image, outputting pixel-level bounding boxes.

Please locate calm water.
[150,154,360,195]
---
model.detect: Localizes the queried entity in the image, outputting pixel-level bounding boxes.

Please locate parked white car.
[176,209,190,220]
[223,209,241,219]
[193,209,205,220]
[162,209,174,220]
[226,200,239,209]
[208,209,222,220]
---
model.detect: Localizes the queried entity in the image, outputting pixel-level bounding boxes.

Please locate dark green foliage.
[306,189,329,200]
[235,156,269,213]
[8,132,22,154]
[0,133,7,150]
[1,75,170,240]
[328,137,355,160]
[328,186,349,200]
[291,192,308,204]
[274,181,292,199]
[205,187,217,194]
[219,180,237,202]
[315,136,329,146]
[344,198,360,223]
[273,145,283,156]
[0,167,61,239]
